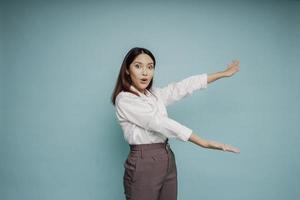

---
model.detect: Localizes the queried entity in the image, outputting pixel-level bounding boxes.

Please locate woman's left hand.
[222,143,240,153]
[223,60,240,77]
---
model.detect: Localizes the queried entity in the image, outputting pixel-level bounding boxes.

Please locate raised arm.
[154,73,208,107]
[208,60,240,84]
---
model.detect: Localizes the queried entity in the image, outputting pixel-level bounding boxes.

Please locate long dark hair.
[111,47,157,106]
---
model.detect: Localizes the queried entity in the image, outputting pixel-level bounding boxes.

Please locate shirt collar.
[130,85,150,97]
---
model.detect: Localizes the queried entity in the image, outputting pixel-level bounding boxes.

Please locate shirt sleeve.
[154,73,208,107]
[115,93,193,142]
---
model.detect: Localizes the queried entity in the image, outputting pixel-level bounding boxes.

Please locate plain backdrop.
[1,0,299,200]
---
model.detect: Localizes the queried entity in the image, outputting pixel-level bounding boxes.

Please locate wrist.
[221,143,226,151]
[220,71,229,78]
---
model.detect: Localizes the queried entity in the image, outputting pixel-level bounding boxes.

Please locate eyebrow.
[133,61,154,65]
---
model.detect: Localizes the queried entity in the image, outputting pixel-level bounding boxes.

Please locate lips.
[141,78,148,81]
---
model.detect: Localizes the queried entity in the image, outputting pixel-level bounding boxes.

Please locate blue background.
[1,0,299,199]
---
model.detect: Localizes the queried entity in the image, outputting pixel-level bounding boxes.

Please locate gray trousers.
[123,140,177,200]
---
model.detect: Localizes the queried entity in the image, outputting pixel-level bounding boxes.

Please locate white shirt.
[115,73,208,145]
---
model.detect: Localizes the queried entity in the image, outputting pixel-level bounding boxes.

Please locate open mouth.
[140,78,148,84]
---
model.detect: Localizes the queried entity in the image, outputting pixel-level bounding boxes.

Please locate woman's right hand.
[222,143,240,153]
[223,60,240,77]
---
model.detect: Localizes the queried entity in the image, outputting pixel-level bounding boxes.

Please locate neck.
[139,89,146,94]
[131,85,146,95]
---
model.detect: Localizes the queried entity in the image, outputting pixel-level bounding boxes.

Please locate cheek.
[131,68,140,76]
[131,73,139,80]
[129,70,138,79]
[150,71,155,78]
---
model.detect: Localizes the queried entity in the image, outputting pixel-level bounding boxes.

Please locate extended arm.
[188,132,240,153]
[208,60,240,84]
[154,73,207,107]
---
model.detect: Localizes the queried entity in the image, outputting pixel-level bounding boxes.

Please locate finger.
[234,60,239,66]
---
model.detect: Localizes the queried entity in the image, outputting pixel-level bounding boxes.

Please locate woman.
[111,47,240,200]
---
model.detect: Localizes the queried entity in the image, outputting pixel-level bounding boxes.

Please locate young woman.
[111,47,240,200]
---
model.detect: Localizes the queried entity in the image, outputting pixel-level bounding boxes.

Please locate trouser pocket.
[123,155,139,183]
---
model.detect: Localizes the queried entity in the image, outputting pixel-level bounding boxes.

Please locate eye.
[148,65,154,69]
[135,64,140,68]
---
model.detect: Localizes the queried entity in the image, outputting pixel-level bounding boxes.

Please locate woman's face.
[126,53,155,94]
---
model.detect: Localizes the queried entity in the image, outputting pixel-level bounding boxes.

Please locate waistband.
[130,139,169,151]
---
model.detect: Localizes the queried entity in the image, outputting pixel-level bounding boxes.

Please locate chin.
[135,81,149,90]
[139,86,147,90]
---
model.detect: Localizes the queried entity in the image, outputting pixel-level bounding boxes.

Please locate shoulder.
[116,91,138,100]
[149,86,161,94]
[115,91,141,106]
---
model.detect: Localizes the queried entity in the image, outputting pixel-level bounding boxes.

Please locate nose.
[142,67,148,75]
